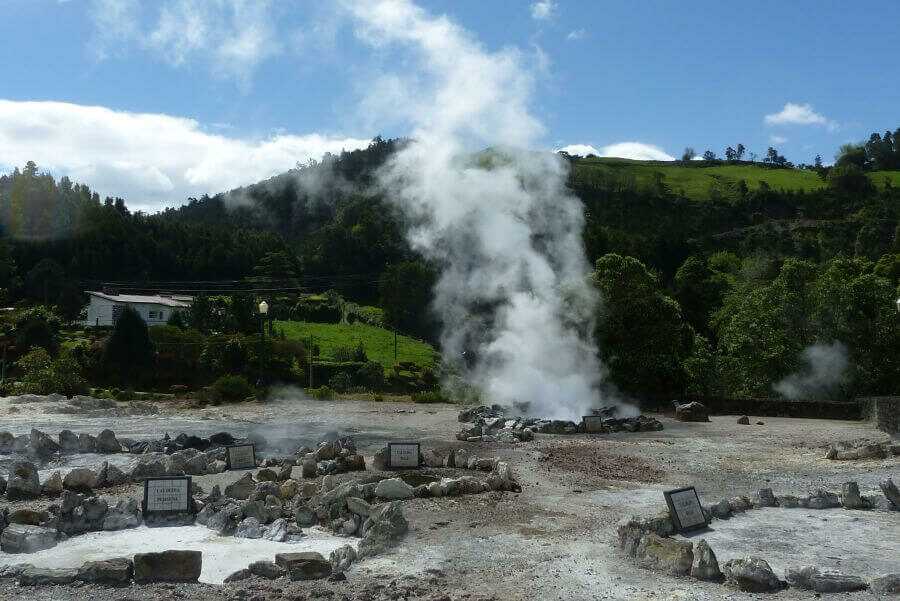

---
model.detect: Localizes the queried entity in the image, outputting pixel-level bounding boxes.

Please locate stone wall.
[683,397,862,420]
[860,397,900,434]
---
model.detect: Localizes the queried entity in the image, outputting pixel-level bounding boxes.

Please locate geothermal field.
[1,393,898,600]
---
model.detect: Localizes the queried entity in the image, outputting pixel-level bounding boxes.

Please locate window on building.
[160,311,165,320]
[149,311,158,319]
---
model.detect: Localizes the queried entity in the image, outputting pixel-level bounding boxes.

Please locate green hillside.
[572,157,898,200]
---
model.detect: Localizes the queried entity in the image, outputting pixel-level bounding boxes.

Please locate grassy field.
[274,320,438,369]
[573,157,898,200]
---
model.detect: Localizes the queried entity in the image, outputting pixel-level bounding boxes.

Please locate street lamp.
[257,300,269,387]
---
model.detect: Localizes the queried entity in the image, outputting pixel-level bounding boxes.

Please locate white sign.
[144,478,190,514]
[388,443,420,468]
[226,444,256,470]
[583,415,605,433]
[664,487,707,531]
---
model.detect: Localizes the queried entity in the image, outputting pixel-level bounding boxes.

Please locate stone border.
[617,478,900,594]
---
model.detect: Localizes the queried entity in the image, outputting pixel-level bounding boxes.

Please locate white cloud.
[557,144,599,156]
[0,99,370,212]
[597,142,675,161]
[530,0,557,20]
[89,0,282,85]
[769,134,788,145]
[566,29,586,41]
[764,102,837,130]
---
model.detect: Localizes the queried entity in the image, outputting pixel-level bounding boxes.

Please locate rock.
[691,539,722,581]
[42,471,64,496]
[777,495,800,508]
[755,488,777,507]
[235,517,262,538]
[276,551,332,581]
[347,496,373,517]
[301,457,318,478]
[63,467,97,492]
[264,518,291,542]
[785,565,868,593]
[0,431,13,452]
[133,550,202,583]
[77,433,98,453]
[101,462,128,487]
[225,473,256,500]
[674,401,709,422]
[870,573,900,594]
[96,429,121,453]
[130,457,166,480]
[487,461,518,492]
[82,496,109,527]
[634,534,693,576]
[279,479,300,500]
[103,498,142,530]
[76,558,133,584]
[807,489,840,509]
[6,461,40,500]
[8,508,50,526]
[0,524,57,553]
[358,501,408,557]
[422,448,444,468]
[880,477,900,509]
[330,544,357,574]
[223,568,251,583]
[250,481,280,501]
[19,567,77,586]
[727,496,752,513]
[710,499,732,519]
[205,503,242,535]
[28,429,60,458]
[736,415,750,425]
[841,482,866,509]
[256,468,277,482]
[58,430,80,452]
[209,432,236,446]
[248,560,285,580]
[454,448,469,469]
[0,474,5,496]
[242,500,272,524]
[375,477,415,500]
[723,557,783,592]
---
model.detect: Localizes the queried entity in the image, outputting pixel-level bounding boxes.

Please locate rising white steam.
[345,0,608,419]
[774,341,849,400]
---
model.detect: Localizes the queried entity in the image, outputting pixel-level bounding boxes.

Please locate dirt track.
[1,395,898,600]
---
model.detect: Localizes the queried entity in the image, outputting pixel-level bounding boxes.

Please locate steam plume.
[345,0,608,419]
[774,341,849,400]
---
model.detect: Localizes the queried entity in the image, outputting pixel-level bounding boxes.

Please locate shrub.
[14,306,61,355]
[328,371,352,393]
[411,390,447,404]
[356,361,385,390]
[101,306,155,385]
[211,374,255,403]
[332,345,356,362]
[114,388,134,402]
[309,385,335,400]
[17,347,88,396]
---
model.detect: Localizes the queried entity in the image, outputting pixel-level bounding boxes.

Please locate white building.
[83,291,192,327]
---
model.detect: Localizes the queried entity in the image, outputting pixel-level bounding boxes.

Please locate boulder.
[99,462,129,487]
[235,517,262,539]
[674,402,709,422]
[6,461,41,500]
[634,534,693,576]
[0,431,13,453]
[785,565,868,593]
[63,467,97,492]
[250,480,280,501]
[276,551,332,581]
[256,468,278,482]
[727,496,752,513]
[8,508,50,526]
[77,433,98,453]
[358,501,408,557]
[279,479,300,500]
[130,457,166,480]
[871,574,900,594]
[205,503,242,535]
[330,544,357,574]
[42,471,64,496]
[301,457,318,478]
[133,550,202,583]
[19,567,77,586]
[58,430,80,452]
[807,489,840,509]
[487,461,518,492]
[224,472,256,500]
[736,415,750,425]
[755,488,777,508]
[347,496,373,517]
[0,524,57,553]
[209,432,236,446]
[723,557,783,592]
[880,477,900,509]
[76,558,133,584]
[710,499,732,519]
[241,500,272,524]
[223,568,251,583]
[28,429,60,458]
[96,429,121,453]
[422,448,444,468]
[375,478,415,500]
[248,560,285,580]
[690,539,722,581]
[103,498,142,530]
[264,518,291,542]
[0,474,5,496]
[777,495,800,508]
[841,482,866,509]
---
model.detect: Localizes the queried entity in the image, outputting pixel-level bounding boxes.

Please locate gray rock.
[723,557,783,592]
[710,499,732,519]
[235,517,262,539]
[184,454,208,476]
[225,472,256,500]
[870,573,900,594]
[58,430,80,452]
[63,467,97,492]
[634,534,693,576]
[42,471,64,496]
[756,488,777,507]
[358,501,408,557]
[248,560,285,580]
[880,478,900,509]
[777,495,800,508]
[374,478,415,500]
[691,539,722,581]
[103,498,141,530]
[422,448,444,468]
[77,433,98,453]
[0,524,57,553]
[330,544,357,574]
[295,504,317,527]
[264,518,291,542]
[301,457,318,478]
[736,415,750,425]
[130,457,166,480]
[8,508,50,526]
[223,568,251,583]
[99,462,129,487]
[250,480,280,501]
[76,558,133,584]
[276,551,331,581]
[6,461,40,500]
[133,550,202,583]
[785,565,868,593]
[96,429,121,453]
[841,481,866,509]
[205,503,242,535]
[674,401,709,422]
[454,448,469,469]
[28,429,60,458]
[241,499,272,524]
[0,474,5,496]
[0,431,13,453]
[807,489,840,509]
[19,567,77,586]
[346,496,373,517]
[727,496,752,512]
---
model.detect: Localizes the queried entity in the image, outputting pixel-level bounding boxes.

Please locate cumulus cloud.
[530,0,557,20]
[88,0,282,85]
[769,134,788,145]
[557,142,675,161]
[557,144,600,156]
[566,29,586,41]
[764,102,837,130]
[0,99,369,212]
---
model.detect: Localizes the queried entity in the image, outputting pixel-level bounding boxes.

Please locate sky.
[1,0,898,212]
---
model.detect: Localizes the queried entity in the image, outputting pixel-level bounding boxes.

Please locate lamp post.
[896,298,900,314]
[257,300,269,387]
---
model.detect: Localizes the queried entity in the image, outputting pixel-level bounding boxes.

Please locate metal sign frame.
[225,443,257,470]
[142,476,193,517]
[386,442,421,469]
[663,486,708,533]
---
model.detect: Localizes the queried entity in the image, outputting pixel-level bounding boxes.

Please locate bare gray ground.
[0,395,898,600]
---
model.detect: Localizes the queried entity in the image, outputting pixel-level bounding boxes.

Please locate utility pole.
[394,328,398,363]
[308,336,314,388]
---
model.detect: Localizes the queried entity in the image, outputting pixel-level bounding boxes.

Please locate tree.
[379,260,436,340]
[764,147,787,166]
[724,147,736,162]
[835,143,867,169]
[681,147,696,162]
[25,258,64,304]
[14,306,61,355]
[735,144,746,160]
[702,150,716,161]
[673,255,728,334]
[101,306,155,385]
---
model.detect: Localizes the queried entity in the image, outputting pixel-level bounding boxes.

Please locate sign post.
[582,415,605,433]
[226,444,257,470]
[663,486,708,533]
[143,476,192,518]
[386,442,420,469]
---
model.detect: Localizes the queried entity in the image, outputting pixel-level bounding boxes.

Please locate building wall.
[860,397,900,434]
[84,298,182,327]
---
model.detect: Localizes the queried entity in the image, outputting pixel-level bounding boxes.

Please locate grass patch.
[275,320,438,370]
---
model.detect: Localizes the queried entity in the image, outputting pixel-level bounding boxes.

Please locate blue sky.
[1,0,898,211]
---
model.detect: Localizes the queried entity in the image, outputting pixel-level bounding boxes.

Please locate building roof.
[86,291,192,308]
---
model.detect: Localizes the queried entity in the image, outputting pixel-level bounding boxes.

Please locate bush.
[114,388,134,402]
[14,306,61,355]
[356,361,385,390]
[101,306,155,386]
[328,371,352,393]
[411,390,447,404]
[308,385,335,400]
[332,345,356,362]
[211,374,255,403]
[17,347,89,397]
